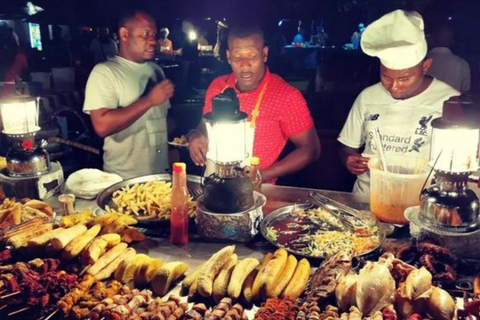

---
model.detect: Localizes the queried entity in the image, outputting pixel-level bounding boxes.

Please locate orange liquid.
[370,192,417,224]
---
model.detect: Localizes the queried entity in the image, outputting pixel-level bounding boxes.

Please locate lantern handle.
[419,149,442,201]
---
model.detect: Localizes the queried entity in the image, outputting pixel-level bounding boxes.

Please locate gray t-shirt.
[83,56,170,179]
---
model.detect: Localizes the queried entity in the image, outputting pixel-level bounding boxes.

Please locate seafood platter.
[260,203,385,259]
[1,185,480,320]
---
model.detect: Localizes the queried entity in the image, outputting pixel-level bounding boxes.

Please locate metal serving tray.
[260,203,385,259]
[96,174,203,227]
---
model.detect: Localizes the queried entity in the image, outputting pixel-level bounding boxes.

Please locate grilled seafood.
[305,249,354,303]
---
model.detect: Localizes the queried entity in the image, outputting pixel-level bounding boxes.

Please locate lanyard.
[221,79,269,129]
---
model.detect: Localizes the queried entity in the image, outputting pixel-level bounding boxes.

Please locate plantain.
[281,258,311,300]
[151,261,189,296]
[227,257,260,299]
[256,249,288,300]
[212,253,238,303]
[197,245,235,297]
[242,267,258,303]
[182,262,206,295]
[251,252,273,301]
[267,254,298,298]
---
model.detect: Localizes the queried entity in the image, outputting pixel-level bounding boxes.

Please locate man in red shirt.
[188,24,320,182]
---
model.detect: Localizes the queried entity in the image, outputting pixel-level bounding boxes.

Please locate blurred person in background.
[45,25,72,67]
[90,27,118,64]
[427,22,471,93]
[157,28,174,55]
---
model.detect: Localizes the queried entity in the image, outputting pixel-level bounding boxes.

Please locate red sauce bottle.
[170,162,189,245]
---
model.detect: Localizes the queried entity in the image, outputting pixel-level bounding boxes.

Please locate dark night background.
[1,0,479,190]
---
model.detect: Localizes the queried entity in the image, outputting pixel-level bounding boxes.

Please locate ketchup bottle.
[170,162,189,245]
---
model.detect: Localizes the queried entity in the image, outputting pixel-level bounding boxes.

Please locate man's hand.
[146,79,174,107]
[188,131,208,166]
[346,153,370,175]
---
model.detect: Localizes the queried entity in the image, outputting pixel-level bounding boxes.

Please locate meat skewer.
[43,309,58,320]
[8,306,30,316]
[0,291,20,299]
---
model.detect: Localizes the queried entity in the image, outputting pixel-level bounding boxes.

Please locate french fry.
[105,181,196,219]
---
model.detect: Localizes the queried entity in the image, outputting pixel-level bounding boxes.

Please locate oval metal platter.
[260,203,385,259]
[96,174,203,227]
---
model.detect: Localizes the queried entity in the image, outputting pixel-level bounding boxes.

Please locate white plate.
[167,141,189,147]
[66,169,123,199]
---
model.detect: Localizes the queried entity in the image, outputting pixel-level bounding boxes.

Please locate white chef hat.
[361,9,427,70]
[160,28,169,34]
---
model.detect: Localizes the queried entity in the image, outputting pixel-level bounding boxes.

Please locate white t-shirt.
[83,56,170,179]
[427,47,471,93]
[338,78,459,196]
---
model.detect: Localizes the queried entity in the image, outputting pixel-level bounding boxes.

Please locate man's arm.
[90,79,174,138]
[187,120,208,166]
[261,128,321,182]
[339,144,369,175]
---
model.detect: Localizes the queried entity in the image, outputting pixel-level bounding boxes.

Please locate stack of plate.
[65,169,123,199]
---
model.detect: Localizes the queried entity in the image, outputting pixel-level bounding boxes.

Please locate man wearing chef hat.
[338,9,459,196]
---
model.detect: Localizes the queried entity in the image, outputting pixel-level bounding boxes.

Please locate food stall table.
[36,183,480,318]
[46,183,397,273]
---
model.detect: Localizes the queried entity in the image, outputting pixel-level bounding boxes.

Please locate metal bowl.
[96,173,203,227]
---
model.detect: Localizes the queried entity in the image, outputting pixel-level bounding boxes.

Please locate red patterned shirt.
[204,68,314,171]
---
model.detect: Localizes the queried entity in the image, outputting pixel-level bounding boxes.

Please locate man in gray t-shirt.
[83,10,174,179]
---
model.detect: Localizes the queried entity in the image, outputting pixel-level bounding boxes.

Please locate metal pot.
[6,146,51,177]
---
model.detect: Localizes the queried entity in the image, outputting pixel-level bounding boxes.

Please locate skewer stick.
[100,317,105,320]
[43,309,58,320]
[8,306,30,316]
[79,265,91,276]
[0,291,20,299]
[373,127,388,172]
[0,304,8,312]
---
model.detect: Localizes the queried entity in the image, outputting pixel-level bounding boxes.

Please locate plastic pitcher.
[368,156,429,224]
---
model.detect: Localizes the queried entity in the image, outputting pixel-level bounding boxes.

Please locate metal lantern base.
[0,162,63,200]
[420,171,479,231]
[195,192,266,242]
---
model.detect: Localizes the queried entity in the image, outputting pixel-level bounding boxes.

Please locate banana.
[251,252,273,301]
[242,267,258,303]
[188,277,199,298]
[281,258,311,300]
[256,249,288,300]
[197,245,235,297]
[181,262,206,295]
[267,254,298,298]
[151,261,189,296]
[212,253,238,303]
[227,257,260,299]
